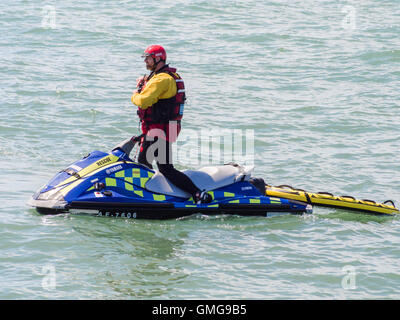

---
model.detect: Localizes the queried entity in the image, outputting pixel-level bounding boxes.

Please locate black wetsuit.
[138,136,200,198]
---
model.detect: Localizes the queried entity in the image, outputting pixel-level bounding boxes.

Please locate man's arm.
[131,74,174,109]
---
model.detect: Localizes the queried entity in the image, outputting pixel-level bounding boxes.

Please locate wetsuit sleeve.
[131,74,175,109]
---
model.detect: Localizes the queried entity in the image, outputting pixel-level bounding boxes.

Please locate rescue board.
[265,185,399,216]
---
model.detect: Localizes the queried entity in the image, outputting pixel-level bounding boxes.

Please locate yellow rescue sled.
[265,185,399,216]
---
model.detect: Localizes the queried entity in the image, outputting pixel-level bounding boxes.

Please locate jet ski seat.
[145,163,254,198]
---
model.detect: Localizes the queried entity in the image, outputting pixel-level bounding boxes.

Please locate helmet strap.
[151,56,166,72]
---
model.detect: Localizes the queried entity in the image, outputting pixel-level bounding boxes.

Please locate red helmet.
[142,45,167,61]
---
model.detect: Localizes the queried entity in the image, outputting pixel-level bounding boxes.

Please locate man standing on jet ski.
[131,45,212,204]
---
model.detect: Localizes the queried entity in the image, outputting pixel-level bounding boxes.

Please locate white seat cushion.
[145,164,254,198]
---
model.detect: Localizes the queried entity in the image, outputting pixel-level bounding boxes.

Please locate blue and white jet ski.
[28,137,312,219]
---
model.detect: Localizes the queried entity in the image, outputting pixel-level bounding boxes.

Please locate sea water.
[0,0,399,299]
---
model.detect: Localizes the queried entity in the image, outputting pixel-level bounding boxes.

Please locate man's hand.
[136,76,145,87]
[135,75,148,93]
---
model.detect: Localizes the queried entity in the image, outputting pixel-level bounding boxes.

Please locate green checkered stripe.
[223,196,282,204]
[176,190,237,207]
[112,167,154,188]
[207,191,282,203]
[86,167,171,201]
[175,193,282,208]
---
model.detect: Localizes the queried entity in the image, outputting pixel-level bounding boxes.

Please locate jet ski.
[27,137,312,219]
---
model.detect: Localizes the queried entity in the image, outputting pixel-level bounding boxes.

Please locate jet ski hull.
[30,197,310,219]
[73,200,309,219]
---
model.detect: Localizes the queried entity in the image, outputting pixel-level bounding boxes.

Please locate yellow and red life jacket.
[137,66,185,142]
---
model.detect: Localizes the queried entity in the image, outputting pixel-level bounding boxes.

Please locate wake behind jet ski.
[27,137,312,219]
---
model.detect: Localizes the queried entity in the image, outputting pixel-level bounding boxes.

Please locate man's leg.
[137,138,154,169]
[157,140,201,198]
[139,135,211,203]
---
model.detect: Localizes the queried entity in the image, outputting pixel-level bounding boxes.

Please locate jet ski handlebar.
[112,134,145,156]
